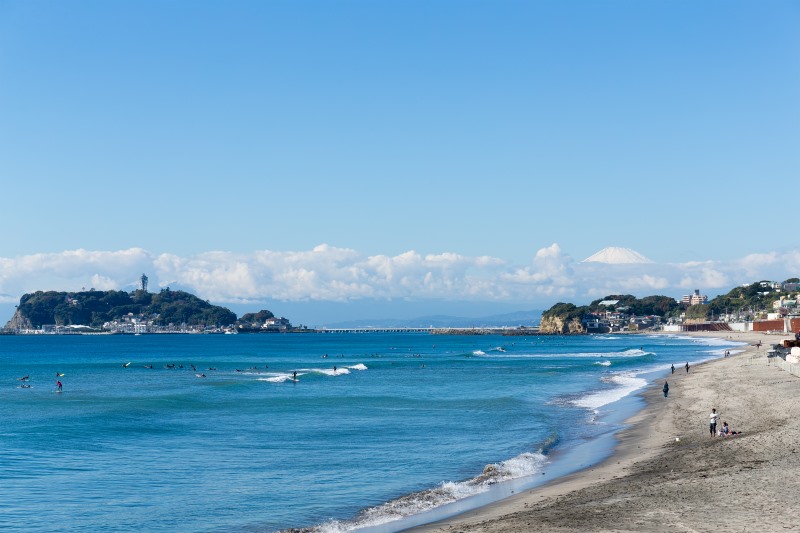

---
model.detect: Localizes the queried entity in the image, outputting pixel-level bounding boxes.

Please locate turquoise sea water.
[0,333,745,532]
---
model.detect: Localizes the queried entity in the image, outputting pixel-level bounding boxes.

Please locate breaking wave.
[259,364,368,383]
[572,373,647,410]
[514,348,651,359]
[306,451,548,532]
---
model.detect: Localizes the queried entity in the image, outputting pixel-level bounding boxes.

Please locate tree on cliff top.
[542,302,590,322]
[238,310,275,326]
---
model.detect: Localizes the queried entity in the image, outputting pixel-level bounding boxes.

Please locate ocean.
[0,332,745,532]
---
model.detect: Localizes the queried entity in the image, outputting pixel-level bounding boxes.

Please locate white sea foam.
[689,337,748,347]
[594,360,612,366]
[472,350,486,356]
[575,348,650,358]
[305,366,360,376]
[259,372,301,383]
[572,373,648,410]
[314,451,548,532]
[258,365,366,383]
[476,348,651,359]
[655,334,746,348]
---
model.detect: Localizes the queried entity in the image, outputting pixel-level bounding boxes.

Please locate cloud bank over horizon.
[1,245,799,310]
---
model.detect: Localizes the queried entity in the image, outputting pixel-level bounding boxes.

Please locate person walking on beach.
[671,364,675,375]
[685,362,690,373]
[663,381,669,398]
[709,408,719,437]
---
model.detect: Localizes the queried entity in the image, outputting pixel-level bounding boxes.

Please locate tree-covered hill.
[540,278,799,331]
[540,294,680,333]
[15,288,237,328]
[696,278,799,320]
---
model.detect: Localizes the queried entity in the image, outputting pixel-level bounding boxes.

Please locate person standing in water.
[56,380,62,392]
[663,381,669,398]
[671,364,675,374]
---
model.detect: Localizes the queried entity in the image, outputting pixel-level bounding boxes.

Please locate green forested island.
[3,288,293,333]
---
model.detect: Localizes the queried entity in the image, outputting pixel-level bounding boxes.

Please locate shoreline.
[406,330,799,532]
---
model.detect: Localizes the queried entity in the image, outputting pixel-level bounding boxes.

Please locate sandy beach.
[409,331,800,532]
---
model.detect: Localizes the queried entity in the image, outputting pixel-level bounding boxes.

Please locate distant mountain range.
[320,310,542,329]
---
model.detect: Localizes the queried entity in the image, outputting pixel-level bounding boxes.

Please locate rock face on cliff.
[538,302,588,334]
[539,315,585,334]
[4,309,32,331]
[538,315,565,334]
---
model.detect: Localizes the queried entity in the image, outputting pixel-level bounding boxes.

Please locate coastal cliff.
[538,302,588,334]
[539,315,585,334]
[5,308,33,331]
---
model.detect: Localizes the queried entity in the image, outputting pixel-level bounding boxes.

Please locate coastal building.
[681,290,708,306]
[263,317,292,331]
[582,310,660,333]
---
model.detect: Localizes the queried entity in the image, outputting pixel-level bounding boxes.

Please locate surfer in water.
[56,380,62,392]
[292,371,297,381]
[333,366,337,374]
[18,375,30,382]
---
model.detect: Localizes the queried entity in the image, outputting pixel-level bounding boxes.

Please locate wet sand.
[408,331,800,532]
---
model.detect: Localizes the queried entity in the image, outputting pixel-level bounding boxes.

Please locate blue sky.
[0,1,798,325]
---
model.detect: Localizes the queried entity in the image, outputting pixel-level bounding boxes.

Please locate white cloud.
[0,245,798,310]
[0,248,152,294]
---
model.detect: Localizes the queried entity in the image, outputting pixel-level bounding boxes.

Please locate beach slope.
[410,332,800,532]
